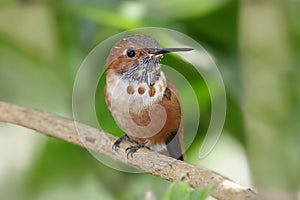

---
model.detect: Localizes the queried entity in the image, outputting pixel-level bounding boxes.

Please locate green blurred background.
[0,0,299,199]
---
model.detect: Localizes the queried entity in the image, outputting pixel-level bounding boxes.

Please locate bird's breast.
[105,70,169,139]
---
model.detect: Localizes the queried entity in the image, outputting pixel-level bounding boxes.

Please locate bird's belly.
[106,80,167,141]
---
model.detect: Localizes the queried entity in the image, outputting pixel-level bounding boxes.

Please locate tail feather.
[166,130,184,161]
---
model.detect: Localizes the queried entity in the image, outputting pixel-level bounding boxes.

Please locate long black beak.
[150,48,193,55]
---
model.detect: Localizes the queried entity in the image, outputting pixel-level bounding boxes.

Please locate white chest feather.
[105,70,168,137]
[106,71,167,110]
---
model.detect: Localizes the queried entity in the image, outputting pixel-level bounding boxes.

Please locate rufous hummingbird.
[104,34,192,160]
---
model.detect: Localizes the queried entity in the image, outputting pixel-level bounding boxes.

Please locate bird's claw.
[112,137,123,151]
[112,135,135,151]
[112,140,120,151]
[112,135,149,158]
[125,143,149,158]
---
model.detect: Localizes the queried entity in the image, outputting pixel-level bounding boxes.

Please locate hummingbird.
[104,34,192,161]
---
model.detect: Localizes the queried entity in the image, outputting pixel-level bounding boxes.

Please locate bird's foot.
[112,135,135,151]
[125,143,150,158]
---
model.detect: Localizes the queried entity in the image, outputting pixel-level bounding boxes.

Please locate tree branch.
[0,101,257,200]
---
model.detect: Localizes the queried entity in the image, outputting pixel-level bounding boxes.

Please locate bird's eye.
[126,48,136,57]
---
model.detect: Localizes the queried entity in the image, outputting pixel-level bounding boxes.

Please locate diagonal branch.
[0,101,258,200]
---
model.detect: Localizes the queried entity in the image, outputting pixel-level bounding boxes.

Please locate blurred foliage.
[0,0,299,199]
[162,182,213,200]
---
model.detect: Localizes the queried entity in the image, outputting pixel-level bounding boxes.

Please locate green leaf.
[163,182,191,200]
[146,0,232,19]
[75,6,142,29]
[190,184,214,200]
